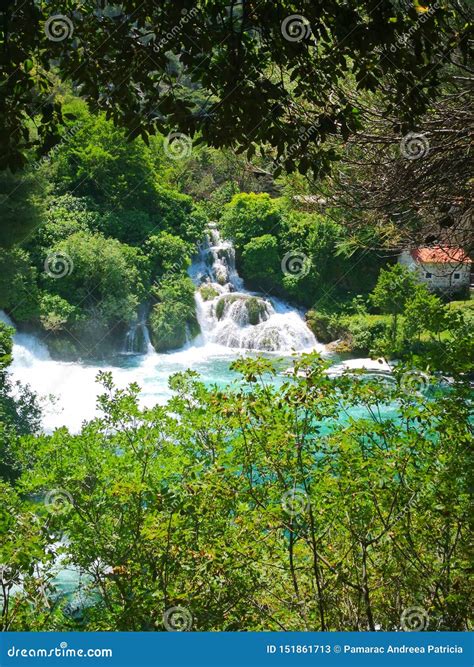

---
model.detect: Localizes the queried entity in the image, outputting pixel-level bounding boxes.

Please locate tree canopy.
[1,1,471,175]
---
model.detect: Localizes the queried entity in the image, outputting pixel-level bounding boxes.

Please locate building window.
[425,272,432,279]
[454,273,460,280]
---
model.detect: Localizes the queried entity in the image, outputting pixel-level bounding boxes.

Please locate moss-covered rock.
[199,285,220,301]
[307,309,390,354]
[215,294,268,325]
[246,297,263,325]
[306,310,342,343]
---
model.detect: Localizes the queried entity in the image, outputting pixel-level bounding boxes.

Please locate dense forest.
[0,0,472,635]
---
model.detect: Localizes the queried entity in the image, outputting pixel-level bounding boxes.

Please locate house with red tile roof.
[398,246,472,294]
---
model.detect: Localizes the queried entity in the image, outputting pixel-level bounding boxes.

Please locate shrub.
[241,234,281,290]
[48,231,149,325]
[39,293,77,332]
[146,232,192,279]
[220,193,283,253]
[150,276,199,351]
[306,311,343,343]
[340,315,391,355]
[0,170,45,247]
[0,248,39,323]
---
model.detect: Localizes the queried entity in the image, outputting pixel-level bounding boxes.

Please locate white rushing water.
[122,303,155,355]
[1,228,325,433]
[190,225,321,352]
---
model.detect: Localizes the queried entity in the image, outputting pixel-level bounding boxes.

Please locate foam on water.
[1,311,248,432]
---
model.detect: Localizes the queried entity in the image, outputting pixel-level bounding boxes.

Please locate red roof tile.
[410,247,472,264]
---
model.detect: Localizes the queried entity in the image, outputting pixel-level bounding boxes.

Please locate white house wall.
[397,252,470,292]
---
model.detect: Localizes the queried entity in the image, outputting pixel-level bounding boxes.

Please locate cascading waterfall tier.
[122,304,155,355]
[189,225,319,352]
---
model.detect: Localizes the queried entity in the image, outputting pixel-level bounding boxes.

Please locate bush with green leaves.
[305,311,343,344]
[53,109,158,214]
[145,232,192,280]
[403,284,451,343]
[37,231,150,356]
[50,231,148,321]
[0,479,62,630]
[10,354,472,631]
[0,247,39,323]
[220,193,283,254]
[199,285,220,302]
[341,315,390,355]
[50,108,206,245]
[0,323,41,482]
[0,170,46,248]
[370,264,418,345]
[149,276,199,352]
[92,187,206,247]
[27,195,101,251]
[241,234,281,291]
[306,310,389,353]
[38,293,78,333]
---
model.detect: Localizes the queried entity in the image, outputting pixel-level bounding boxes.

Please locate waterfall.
[189,225,321,352]
[0,309,113,433]
[123,304,155,355]
[0,310,51,363]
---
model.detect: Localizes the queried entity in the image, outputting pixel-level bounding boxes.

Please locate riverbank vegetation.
[0,79,472,359]
[1,350,472,631]
[307,266,473,367]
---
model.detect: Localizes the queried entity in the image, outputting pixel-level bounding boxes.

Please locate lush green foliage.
[146,232,192,280]
[0,481,55,630]
[0,323,41,482]
[4,355,472,631]
[307,285,473,370]
[0,106,210,356]
[150,276,199,352]
[52,232,147,322]
[241,235,281,292]
[366,264,417,349]
[2,0,469,178]
[221,194,283,253]
[0,171,46,247]
[0,247,40,322]
[221,193,382,307]
[371,265,419,317]
[0,5,472,637]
